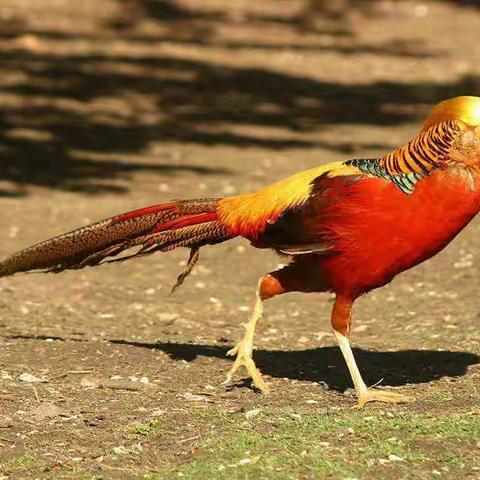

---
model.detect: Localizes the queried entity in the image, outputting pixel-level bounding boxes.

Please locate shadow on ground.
[115,340,480,392]
[2,0,480,195]
[2,45,480,195]
[6,335,479,392]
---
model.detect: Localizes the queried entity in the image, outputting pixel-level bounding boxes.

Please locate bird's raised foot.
[223,340,269,394]
[356,389,413,408]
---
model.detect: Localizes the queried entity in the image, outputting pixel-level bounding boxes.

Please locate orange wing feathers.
[217,161,359,238]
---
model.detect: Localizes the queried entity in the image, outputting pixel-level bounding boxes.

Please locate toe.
[251,372,270,394]
[226,345,239,356]
[357,389,413,407]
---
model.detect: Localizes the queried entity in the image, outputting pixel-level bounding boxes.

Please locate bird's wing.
[254,172,364,254]
[217,156,430,253]
[216,161,359,239]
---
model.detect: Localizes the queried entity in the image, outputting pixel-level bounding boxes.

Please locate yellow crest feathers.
[423,96,480,131]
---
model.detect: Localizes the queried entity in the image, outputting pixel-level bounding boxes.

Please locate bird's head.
[423,96,480,131]
[423,96,480,167]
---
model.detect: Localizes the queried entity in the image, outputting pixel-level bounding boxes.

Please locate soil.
[0,0,479,478]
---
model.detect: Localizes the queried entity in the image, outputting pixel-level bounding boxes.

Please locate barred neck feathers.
[380,120,463,177]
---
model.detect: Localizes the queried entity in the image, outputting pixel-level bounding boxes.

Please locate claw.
[223,284,268,393]
[226,345,239,357]
[356,389,413,408]
[223,340,269,394]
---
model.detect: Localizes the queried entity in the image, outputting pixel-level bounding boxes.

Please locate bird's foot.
[356,389,413,408]
[223,338,269,394]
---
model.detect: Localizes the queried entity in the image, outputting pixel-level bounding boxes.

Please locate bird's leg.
[223,281,269,393]
[223,263,327,394]
[332,297,413,407]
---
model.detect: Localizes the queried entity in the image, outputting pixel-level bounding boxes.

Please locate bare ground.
[0,1,479,478]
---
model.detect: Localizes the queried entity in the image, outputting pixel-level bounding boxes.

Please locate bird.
[1,96,480,406]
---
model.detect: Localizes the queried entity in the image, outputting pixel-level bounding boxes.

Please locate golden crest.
[423,96,480,130]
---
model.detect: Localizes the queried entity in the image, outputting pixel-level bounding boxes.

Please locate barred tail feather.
[0,198,235,286]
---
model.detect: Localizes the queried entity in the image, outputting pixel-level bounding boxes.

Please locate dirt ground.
[0,0,479,479]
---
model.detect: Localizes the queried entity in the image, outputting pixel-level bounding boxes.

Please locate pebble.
[19,373,46,383]
[101,379,144,391]
[244,408,261,419]
[388,454,405,462]
[182,392,213,403]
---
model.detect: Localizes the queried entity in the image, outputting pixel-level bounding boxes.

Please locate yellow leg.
[223,287,269,393]
[333,330,413,407]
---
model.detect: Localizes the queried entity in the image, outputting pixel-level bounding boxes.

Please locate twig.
[177,435,199,444]
[32,386,40,403]
[99,464,133,472]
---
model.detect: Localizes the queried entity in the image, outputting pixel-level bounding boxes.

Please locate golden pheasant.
[2,96,480,406]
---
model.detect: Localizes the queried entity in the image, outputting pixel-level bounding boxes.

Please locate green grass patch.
[0,454,48,473]
[134,419,159,436]
[140,406,480,480]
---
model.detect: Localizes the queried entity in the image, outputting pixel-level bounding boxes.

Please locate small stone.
[182,392,213,403]
[244,408,261,420]
[388,454,405,462]
[19,373,46,383]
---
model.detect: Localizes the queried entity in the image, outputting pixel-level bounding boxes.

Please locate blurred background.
[1,0,480,198]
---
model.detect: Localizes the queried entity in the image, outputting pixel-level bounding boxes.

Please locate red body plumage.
[314,170,480,298]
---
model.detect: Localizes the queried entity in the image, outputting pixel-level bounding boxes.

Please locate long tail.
[0,198,235,290]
